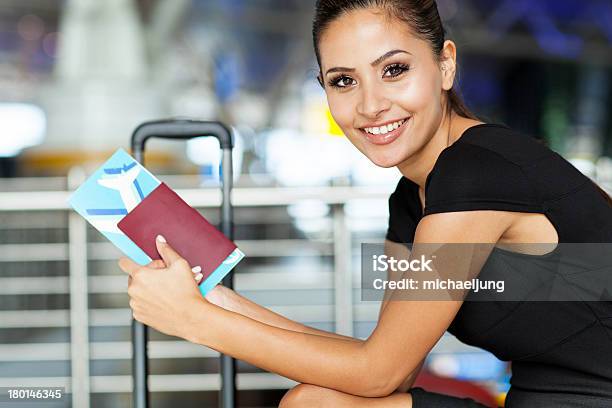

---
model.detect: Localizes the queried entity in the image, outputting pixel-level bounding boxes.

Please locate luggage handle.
[131,119,234,158]
[129,119,236,408]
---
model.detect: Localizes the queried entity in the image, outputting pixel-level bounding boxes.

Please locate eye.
[328,75,356,89]
[383,63,410,78]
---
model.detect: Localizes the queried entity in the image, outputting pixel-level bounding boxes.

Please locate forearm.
[225,287,361,343]
[187,301,384,397]
[222,288,416,392]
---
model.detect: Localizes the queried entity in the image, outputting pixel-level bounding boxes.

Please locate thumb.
[155,235,183,266]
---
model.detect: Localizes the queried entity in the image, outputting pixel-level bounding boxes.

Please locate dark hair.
[312,0,479,121]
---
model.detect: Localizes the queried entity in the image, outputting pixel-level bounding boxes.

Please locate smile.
[359,117,410,145]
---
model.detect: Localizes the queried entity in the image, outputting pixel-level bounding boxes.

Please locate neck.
[395,110,456,190]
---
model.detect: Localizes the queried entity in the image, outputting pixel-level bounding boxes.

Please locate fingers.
[193,266,203,284]
[118,257,140,277]
[155,235,184,267]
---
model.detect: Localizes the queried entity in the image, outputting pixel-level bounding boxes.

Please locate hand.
[118,235,207,340]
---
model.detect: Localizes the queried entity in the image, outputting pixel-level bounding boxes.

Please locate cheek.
[327,94,354,128]
[326,97,368,154]
[327,95,367,149]
[396,75,440,113]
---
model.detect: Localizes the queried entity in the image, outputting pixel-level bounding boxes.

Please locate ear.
[440,40,457,91]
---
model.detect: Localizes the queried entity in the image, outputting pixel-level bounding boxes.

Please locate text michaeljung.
[372,278,505,293]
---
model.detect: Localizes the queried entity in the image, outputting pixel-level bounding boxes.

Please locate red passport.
[117,182,236,282]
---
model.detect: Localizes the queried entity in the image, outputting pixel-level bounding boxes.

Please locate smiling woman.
[120,1,612,407]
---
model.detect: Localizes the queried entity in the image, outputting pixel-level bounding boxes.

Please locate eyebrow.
[325,49,412,76]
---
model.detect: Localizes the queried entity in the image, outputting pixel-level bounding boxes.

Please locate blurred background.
[0,0,611,407]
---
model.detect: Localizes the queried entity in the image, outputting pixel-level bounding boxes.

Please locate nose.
[356,81,391,119]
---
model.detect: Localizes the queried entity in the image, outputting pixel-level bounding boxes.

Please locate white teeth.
[364,118,408,135]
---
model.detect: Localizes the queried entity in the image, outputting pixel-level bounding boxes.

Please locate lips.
[361,117,410,146]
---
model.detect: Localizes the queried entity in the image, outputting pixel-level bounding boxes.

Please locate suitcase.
[130,119,236,408]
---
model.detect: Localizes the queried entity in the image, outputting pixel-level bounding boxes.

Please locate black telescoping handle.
[129,119,237,408]
[131,119,234,157]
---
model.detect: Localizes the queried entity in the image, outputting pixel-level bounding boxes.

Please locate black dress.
[385,123,612,407]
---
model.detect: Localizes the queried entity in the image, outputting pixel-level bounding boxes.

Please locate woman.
[119,0,612,406]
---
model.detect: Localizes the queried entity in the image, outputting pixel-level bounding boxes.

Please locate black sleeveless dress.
[385,123,612,407]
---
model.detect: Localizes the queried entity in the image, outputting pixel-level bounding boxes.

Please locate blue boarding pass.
[68,148,244,296]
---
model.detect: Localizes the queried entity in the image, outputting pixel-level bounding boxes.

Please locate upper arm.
[378,239,412,319]
[366,209,514,396]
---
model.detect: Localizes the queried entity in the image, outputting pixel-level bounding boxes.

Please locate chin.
[364,150,406,168]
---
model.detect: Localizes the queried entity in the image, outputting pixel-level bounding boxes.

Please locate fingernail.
[191,266,202,274]
[195,273,203,281]
[156,235,166,243]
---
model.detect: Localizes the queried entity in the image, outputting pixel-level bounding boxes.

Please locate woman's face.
[318,8,451,168]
